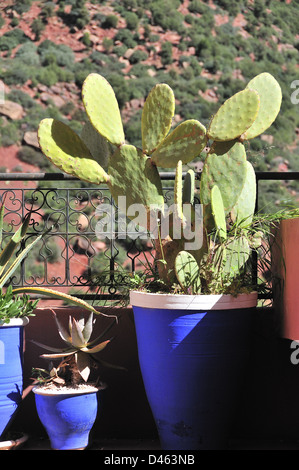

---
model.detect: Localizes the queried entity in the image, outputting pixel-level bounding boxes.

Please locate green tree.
[160,41,172,66]
[31,18,45,41]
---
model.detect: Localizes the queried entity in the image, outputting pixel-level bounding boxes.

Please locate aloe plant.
[0,200,46,289]
[36,72,282,295]
[0,200,46,322]
[33,311,114,386]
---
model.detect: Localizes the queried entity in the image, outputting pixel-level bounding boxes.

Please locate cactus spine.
[37,72,282,294]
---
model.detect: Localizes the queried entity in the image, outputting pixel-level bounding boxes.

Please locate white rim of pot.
[0,317,29,327]
[130,290,258,310]
[32,382,106,396]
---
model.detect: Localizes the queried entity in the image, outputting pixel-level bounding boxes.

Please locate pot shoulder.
[33,383,105,396]
[0,317,29,327]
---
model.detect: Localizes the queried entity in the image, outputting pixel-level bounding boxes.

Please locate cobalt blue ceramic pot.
[0,317,28,438]
[130,291,257,450]
[33,386,100,450]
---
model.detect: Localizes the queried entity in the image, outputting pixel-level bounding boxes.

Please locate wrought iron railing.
[1,171,299,302]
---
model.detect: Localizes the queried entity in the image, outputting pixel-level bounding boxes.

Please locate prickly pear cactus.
[207,89,260,141]
[200,141,247,213]
[38,118,109,184]
[82,73,125,146]
[36,71,282,294]
[141,83,175,154]
[174,72,282,294]
[37,74,207,220]
[151,119,207,168]
[241,72,282,140]
[211,185,227,241]
[175,250,201,294]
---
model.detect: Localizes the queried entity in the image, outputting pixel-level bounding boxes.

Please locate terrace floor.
[9,436,299,451]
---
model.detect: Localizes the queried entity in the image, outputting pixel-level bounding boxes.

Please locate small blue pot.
[131,291,257,450]
[33,386,100,450]
[0,318,28,438]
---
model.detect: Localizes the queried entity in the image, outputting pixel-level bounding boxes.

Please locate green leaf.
[0,235,42,287]
[12,287,117,320]
[0,210,32,275]
[85,339,111,354]
[82,312,94,343]
[71,317,86,348]
[53,312,72,345]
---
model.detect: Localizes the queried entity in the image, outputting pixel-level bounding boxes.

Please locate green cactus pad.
[242,72,282,140]
[174,160,183,222]
[175,250,201,294]
[151,120,207,168]
[38,118,109,184]
[207,89,260,141]
[200,141,247,213]
[108,144,164,215]
[82,73,125,147]
[182,169,195,205]
[211,185,227,240]
[142,84,175,155]
[223,236,250,278]
[231,161,256,227]
[80,121,112,169]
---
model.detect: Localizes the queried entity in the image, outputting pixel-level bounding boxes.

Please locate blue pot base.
[34,389,99,450]
[133,303,255,450]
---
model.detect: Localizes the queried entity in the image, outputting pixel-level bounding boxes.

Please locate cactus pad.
[38,118,109,184]
[231,161,256,227]
[200,141,247,213]
[183,169,195,205]
[151,119,207,168]
[175,250,201,293]
[82,73,125,147]
[211,185,227,240]
[108,144,164,214]
[174,160,184,222]
[242,72,282,140]
[142,84,175,154]
[80,121,112,169]
[223,236,250,278]
[207,89,260,141]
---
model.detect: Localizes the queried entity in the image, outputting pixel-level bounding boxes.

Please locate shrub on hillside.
[101,14,118,29]
[0,29,28,51]
[115,29,137,48]
[129,49,148,64]
[15,42,40,67]
[124,11,139,31]
[37,40,75,70]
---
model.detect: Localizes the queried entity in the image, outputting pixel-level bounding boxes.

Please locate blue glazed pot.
[130,291,257,450]
[0,318,28,438]
[33,386,100,450]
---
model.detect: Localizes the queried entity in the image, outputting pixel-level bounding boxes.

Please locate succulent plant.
[36,72,282,294]
[0,285,38,324]
[0,199,46,290]
[33,311,114,386]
